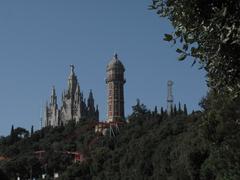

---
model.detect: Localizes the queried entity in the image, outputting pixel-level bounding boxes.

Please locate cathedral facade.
[44,65,99,127]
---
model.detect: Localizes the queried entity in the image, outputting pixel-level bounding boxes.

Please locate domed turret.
[106,54,126,84]
[107,53,125,71]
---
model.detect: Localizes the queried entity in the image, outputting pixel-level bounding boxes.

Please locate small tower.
[86,90,99,121]
[68,65,78,97]
[50,86,57,106]
[45,86,59,127]
[87,90,95,114]
[73,84,82,122]
[106,53,126,122]
[61,65,82,123]
[167,80,174,115]
[44,101,49,127]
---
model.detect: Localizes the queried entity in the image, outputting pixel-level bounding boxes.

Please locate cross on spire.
[114,52,118,60]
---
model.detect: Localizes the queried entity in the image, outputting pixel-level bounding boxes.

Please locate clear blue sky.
[0,0,207,136]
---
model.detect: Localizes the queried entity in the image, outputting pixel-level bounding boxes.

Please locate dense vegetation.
[0,93,239,180]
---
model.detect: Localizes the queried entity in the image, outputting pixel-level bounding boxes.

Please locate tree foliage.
[150,0,240,96]
[1,97,239,179]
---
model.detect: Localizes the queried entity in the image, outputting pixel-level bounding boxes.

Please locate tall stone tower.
[106,53,126,122]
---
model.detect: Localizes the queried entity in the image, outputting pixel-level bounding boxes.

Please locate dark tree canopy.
[150,0,240,96]
[0,169,9,180]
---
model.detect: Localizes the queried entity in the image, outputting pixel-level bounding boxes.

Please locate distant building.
[44,65,99,127]
[106,53,126,122]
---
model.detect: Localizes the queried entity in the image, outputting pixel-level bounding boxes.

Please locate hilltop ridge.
[0,93,240,180]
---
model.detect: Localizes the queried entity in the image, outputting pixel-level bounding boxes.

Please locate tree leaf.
[222,7,227,17]
[178,54,187,61]
[148,5,156,10]
[176,48,184,53]
[175,30,181,37]
[183,44,188,51]
[164,34,173,41]
[191,60,197,66]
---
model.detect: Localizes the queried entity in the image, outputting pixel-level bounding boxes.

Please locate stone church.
[44,65,99,127]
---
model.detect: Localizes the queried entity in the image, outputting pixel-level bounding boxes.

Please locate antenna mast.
[167,80,174,115]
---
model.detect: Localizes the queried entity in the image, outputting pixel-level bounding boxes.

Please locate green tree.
[31,126,34,136]
[173,104,177,116]
[183,104,188,115]
[10,125,14,136]
[198,92,240,179]
[178,102,182,114]
[0,169,9,180]
[154,106,158,115]
[160,107,164,115]
[129,99,149,119]
[150,0,240,96]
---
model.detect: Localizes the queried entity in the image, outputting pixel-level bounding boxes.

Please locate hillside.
[0,92,240,180]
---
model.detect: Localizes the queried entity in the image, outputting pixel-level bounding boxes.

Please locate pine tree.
[31,125,34,136]
[174,104,177,115]
[10,125,15,144]
[170,105,174,116]
[10,125,14,136]
[160,107,164,115]
[154,106,158,115]
[178,102,182,114]
[184,104,188,115]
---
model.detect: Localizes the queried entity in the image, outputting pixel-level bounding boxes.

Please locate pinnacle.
[114,53,118,60]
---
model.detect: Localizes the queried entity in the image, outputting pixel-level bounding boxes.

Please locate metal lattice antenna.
[167,80,174,115]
